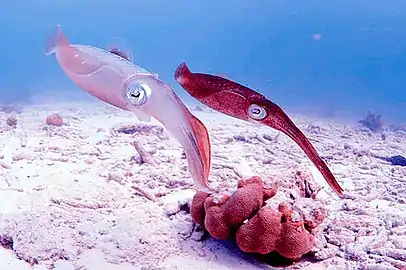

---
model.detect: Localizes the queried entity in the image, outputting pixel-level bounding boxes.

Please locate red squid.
[174,62,344,197]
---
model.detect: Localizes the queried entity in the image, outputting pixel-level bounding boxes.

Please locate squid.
[45,26,212,192]
[174,62,344,197]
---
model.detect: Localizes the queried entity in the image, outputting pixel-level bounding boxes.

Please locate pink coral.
[190,176,324,261]
[45,113,63,127]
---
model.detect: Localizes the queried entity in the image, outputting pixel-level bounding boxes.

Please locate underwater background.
[0,1,405,123]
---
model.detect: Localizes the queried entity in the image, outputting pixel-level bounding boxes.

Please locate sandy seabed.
[0,100,405,270]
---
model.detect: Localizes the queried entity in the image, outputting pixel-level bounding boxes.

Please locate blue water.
[1,1,405,122]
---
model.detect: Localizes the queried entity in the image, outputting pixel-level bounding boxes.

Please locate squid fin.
[107,37,134,61]
[45,25,70,55]
[189,114,211,185]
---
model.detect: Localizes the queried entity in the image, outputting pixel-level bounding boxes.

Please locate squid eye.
[126,83,151,106]
[248,104,267,120]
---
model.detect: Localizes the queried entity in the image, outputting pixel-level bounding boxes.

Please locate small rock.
[313,244,339,260]
[165,202,181,216]
[363,263,398,270]
[163,189,195,216]
[190,230,205,241]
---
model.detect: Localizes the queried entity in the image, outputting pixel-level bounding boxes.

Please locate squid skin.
[174,62,344,198]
